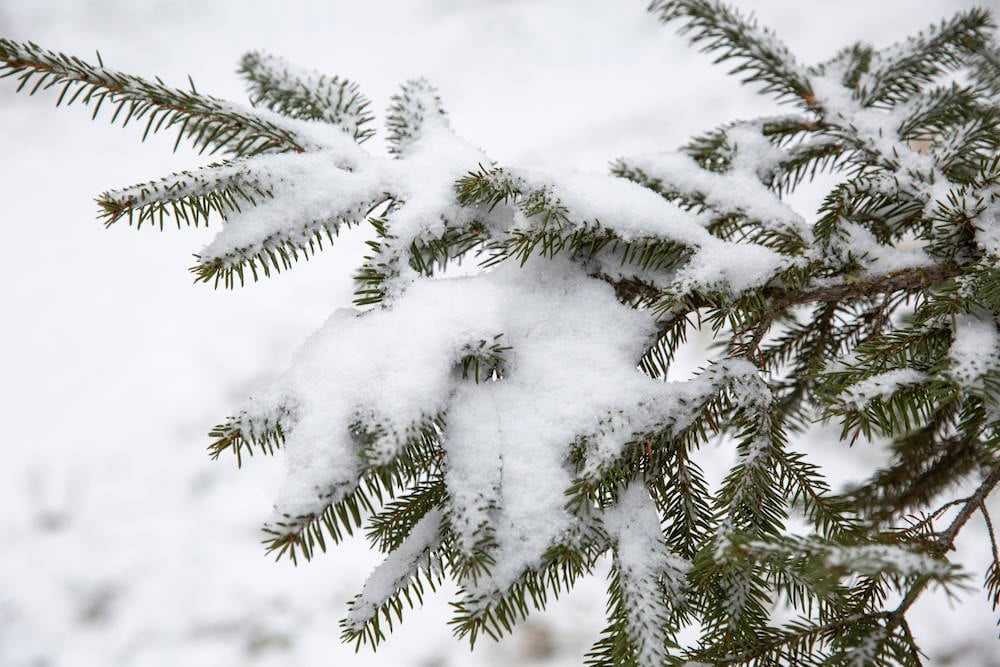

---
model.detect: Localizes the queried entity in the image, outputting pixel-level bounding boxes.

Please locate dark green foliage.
[0,38,305,156]
[263,414,445,564]
[239,51,375,142]
[190,199,375,288]
[96,160,273,229]
[854,8,993,107]
[450,533,608,645]
[386,78,447,157]
[649,0,815,108]
[208,412,286,466]
[970,37,1000,95]
[342,542,447,649]
[458,165,694,271]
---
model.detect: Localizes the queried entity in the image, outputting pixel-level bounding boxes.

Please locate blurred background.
[1,1,997,665]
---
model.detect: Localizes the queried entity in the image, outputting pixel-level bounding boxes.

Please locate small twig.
[979,499,999,569]
[900,618,924,666]
[735,312,773,368]
[936,464,1000,550]
[881,463,1000,638]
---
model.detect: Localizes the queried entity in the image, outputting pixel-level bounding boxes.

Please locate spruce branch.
[858,7,995,107]
[770,137,845,195]
[366,480,447,553]
[192,192,393,288]
[207,413,286,466]
[932,463,1000,551]
[982,500,1000,623]
[769,264,963,312]
[897,84,986,142]
[650,0,817,109]
[0,38,306,156]
[458,165,695,272]
[970,36,1000,96]
[450,530,608,646]
[97,160,273,229]
[645,265,963,376]
[679,116,827,174]
[386,78,448,157]
[845,428,981,525]
[341,510,446,649]
[610,154,811,254]
[239,51,375,142]
[856,464,1000,659]
[262,418,445,564]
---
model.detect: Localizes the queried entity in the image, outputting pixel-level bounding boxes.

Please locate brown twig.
[882,463,1000,637]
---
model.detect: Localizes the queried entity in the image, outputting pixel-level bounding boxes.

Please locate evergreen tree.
[3,1,1000,664]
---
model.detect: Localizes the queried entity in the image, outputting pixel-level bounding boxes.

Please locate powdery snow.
[345,509,443,632]
[246,256,733,600]
[811,70,939,188]
[602,482,689,664]
[511,167,792,295]
[618,150,811,243]
[948,313,1000,391]
[842,368,928,408]
[976,196,1000,255]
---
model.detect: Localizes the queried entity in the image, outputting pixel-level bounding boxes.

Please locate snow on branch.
[342,509,445,648]
[97,159,274,230]
[0,38,308,156]
[239,51,375,142]
[649,0,815,108]
[857,7,994,106]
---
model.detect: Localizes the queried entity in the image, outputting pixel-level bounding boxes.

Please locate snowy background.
[1,1,997,665]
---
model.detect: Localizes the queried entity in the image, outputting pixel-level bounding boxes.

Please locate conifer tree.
[3,1,1000,664]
